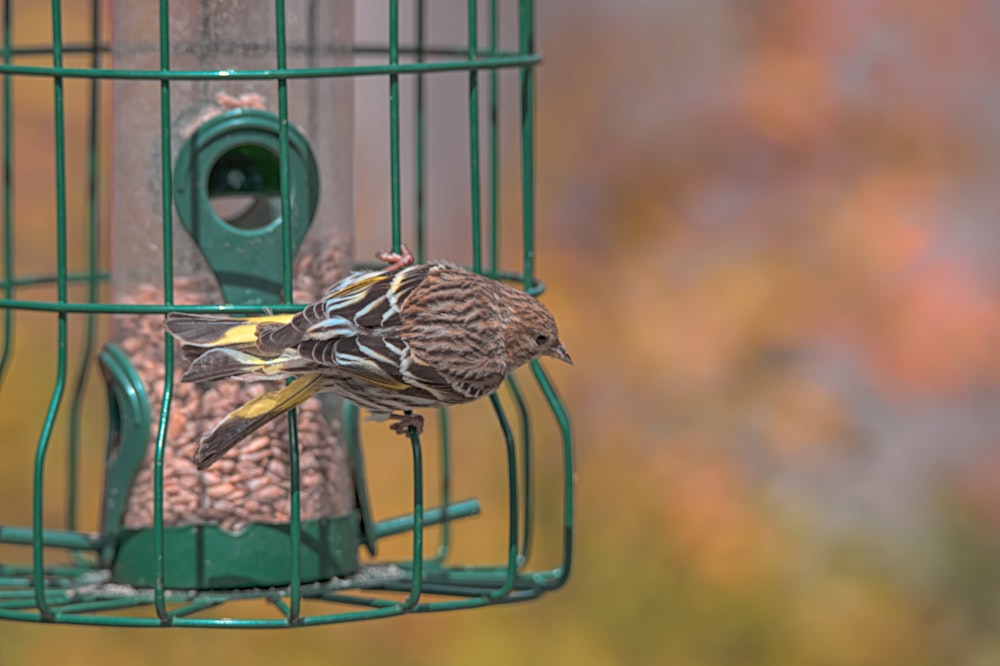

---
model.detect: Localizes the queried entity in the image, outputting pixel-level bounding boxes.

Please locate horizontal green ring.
[0,273,546,313]
[0,54,541,81]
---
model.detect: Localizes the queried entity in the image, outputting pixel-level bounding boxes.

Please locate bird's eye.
[535,334,548,346]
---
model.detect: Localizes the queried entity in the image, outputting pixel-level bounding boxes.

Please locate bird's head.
[503,289,573,369]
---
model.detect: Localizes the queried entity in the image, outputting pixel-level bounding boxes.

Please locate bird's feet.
[376,243,416,273]
[388,411,425,435]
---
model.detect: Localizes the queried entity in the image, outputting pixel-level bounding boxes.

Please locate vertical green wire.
[430,407,451,563]
[388,0,401,254]
[530,359,573,589]
[66,0,102,533]
[0,0,13,383]
[400,426,424,611]
[467,0,482,273]
[33,0,70,619]
[488,393,518,600]
[487,0,499,276]
[414,3,448,564]
[518,0,535,289]
[413,0,426,263]
[506,374,533,563]
[153,0,174,622]
[274,0,302,624]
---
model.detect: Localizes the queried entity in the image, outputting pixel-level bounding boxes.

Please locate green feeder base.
[112,513,361,590]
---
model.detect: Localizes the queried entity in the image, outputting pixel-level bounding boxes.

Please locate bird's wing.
[298,333,457,399]
[194,373,324,469]
[256,265,431,353]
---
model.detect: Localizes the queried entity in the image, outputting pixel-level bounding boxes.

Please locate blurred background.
[3,1,1000,664]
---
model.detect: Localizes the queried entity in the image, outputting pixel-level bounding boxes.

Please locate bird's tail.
[195,373,324,469]
[164,312,298,382]
[165,312,294,349]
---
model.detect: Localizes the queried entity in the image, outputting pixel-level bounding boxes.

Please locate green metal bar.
[0,597,70,612]
[0,270,109,287]
[381,580,504,598]
[400,424,424,611]
[66,0,102,533]
[389,0,401,253]
[53,597,150,616]
[506,374,533,562]
[33,0,70,620]
[274,0,302,624]
[0,264,544,296]
[411,593,537,612]
[1,563,92,577]
[373,498,480,539]
[0,55,543,81]
[518,0,536,288]
[153,0,174,624]
[0,0,13,383]
[6,42,536,62]
[321,593,397,609]
[168,597,225,619]
[7,42,526,61]
[2,42,109,58]
[468,0,482,273]
[0,577,32,587]
[430,408,452,563]
[413,0,426,262]
[266,594,291,621]
[488,0,500,276]
[0,525,102,550]
[530,359,573,589]
[488,393,519,600]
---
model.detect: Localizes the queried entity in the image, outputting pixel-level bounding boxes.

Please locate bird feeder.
[0,0,572,627]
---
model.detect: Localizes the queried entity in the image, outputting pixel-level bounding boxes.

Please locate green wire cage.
[0,1,573,627]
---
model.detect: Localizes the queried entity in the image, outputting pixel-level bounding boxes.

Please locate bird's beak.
[547,342,573,366]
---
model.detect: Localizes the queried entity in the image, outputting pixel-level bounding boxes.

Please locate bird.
[164,245,571,469]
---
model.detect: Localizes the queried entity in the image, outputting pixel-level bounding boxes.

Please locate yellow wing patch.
[212,314,295,347]
[229,373,323,420]
[327,273,389,299]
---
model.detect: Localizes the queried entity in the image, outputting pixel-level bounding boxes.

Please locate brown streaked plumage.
[164,245,571,469]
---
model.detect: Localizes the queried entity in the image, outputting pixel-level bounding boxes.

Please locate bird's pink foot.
[388,412,424,435]
[376,243,416,273]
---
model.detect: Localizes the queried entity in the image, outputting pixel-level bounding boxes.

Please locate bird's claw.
[376,244,416,273]
[388,412,424,435]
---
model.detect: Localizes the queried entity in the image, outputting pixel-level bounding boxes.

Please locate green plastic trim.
[112,513,360,589]
[97,343,151,566]
[173,109,319,304]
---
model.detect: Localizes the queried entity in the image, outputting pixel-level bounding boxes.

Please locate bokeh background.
[3,1,1000,664]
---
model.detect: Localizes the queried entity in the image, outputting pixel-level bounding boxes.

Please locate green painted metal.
[342,401,377,556]
[32,0,68,620]
[112,515,360,589]
[505,374,534,562]
[0,55,542,81]
[173,111,320,305]
[429,407,453,564]
[0,0,12,384]
[153,0,174,622]
[373,498,481,539]
[66,0,103,537]
[414,0,427,263]
[389,0,402,254]
[0,0,573,628]
[468,0,482,273]
[273,0,304,624]
[98,344,152,566]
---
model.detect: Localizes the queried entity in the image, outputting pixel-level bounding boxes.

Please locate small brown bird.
[164,245,571,469]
